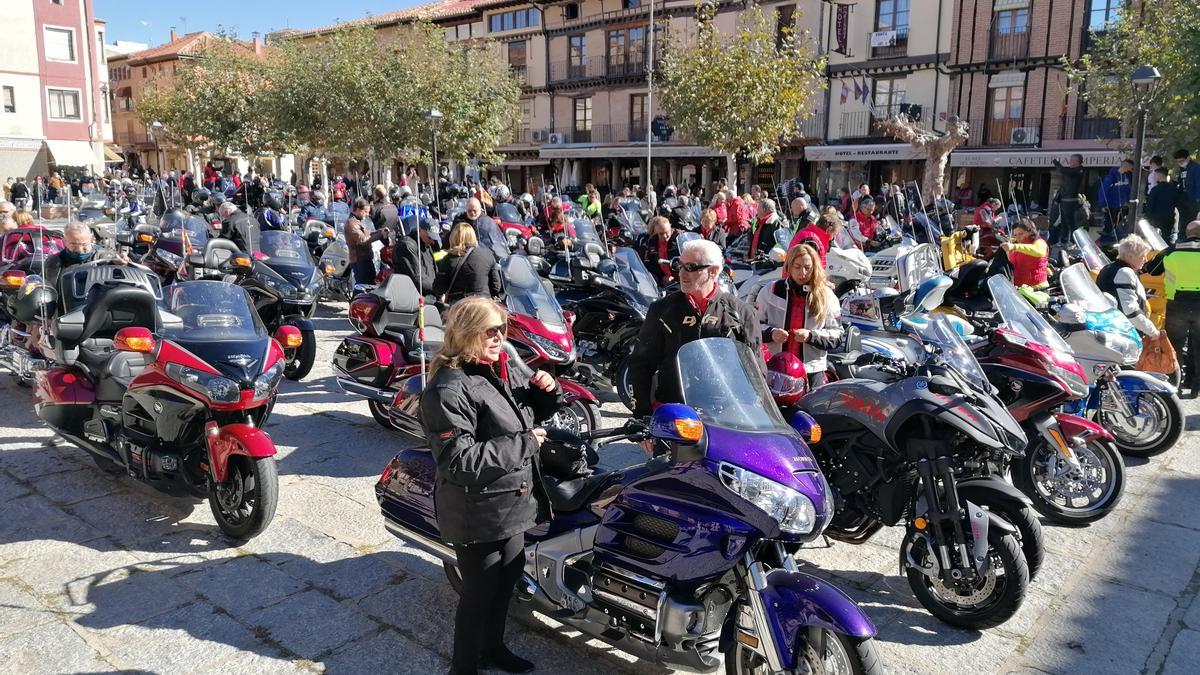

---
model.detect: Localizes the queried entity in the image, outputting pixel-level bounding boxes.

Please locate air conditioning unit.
[547,132,565,145]
[532,130,547,142]
[1010,126,1040,145]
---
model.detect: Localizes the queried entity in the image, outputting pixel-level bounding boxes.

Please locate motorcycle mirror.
[789,410,822,444]
[649,404,704,445]
[562,310,576,326]
[114,326,156,353]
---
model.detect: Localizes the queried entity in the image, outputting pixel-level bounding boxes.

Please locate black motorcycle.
[231,230,322,380]
[797,314,1032,630]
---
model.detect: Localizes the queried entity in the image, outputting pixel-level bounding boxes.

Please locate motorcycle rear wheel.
[904,525,1028,630]
[209,455,279,540]
[615,354,635,412]
[1014,439,1124,525]
[368,400,403,431]
[724,627,884,675]
[1100,391,1182,458]
[283,328,317,381]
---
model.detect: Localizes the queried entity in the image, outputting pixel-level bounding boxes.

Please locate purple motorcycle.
[376,338,881,674]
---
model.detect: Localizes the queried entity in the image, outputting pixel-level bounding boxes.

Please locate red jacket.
[973,205,997,229]
[789,224,830,266]
[1010,238,1049,287]
[726,198,750,235]
[853,211,878,245]
[712,202,728,226]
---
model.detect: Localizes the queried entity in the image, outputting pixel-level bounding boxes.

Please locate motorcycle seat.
[383,323,445,356]
[542,469,620,513]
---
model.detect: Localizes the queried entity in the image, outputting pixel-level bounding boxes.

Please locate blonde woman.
[434,221,503,303]
[755,243,843,386]
[420,296,561,675]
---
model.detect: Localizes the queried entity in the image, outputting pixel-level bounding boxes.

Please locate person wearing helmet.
[517,193,535,222]
[122,184,145,216]
[755,243,842,388]
[187,187,211,215]
[392,211,439,297]
[766,352,809,409]
[300,190,331,224]
[257,190,287,231]
[218,200,260,253]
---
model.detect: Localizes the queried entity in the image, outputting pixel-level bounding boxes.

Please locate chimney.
[169,26,177,42]
[252,31,262,55]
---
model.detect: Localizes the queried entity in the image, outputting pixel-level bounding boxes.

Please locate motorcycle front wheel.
[542,400,598,436]
[209,455,279,540]
[283,328,317,381]
[1100,390,1182,458]
[724,626,883,675]
[904,525,1028,630]
[1014,438,1125,524]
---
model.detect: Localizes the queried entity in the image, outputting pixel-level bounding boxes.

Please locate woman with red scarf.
[641,216,679,286]
[755,244,843,387]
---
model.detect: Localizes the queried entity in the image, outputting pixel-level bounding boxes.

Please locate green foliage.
[1069,0,1200,153]
[658,3,826,163]
[136,23,523,163]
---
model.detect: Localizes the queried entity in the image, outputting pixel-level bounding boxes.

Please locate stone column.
[667,159,680,186]
[701,162,713,197]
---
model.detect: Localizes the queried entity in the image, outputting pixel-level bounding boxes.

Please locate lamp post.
[1127,65,1161,235]
[149,120,169,208]
[424,108,444,214]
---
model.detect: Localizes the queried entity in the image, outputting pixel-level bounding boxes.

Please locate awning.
[950,149,1128,168]
[103,144,124,162]
[540,144,720,160]
[115,86,132,98]
[804,143,927,162]
[44,140,99,168]
[493,158,550,167]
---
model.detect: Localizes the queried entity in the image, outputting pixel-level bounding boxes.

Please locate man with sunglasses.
[627,239,760,424]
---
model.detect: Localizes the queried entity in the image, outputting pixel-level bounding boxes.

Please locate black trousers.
[451,534,524,673]
[1055,200,1080,245]
[1166,300,1200,388]
[352,258,376,285]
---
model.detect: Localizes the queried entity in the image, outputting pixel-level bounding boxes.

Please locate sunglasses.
[675,261,715,273]
[485,325,506,339]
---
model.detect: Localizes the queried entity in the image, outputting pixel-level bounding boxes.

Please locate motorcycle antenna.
[415,216,427,388]
[996,178,1014,230]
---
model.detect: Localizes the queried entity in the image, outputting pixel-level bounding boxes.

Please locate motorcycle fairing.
[752,570,877,670]
[1054,412,1113,442]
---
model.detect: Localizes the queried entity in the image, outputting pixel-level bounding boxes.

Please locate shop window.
[563,3,580,21]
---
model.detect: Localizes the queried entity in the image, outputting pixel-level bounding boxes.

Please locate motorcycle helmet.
[208,192,227,208]
[399,185,413,199]
[311,190,327,205]
[123,185,136,196]
[767,352,808,407]
[192,187,211,206]
[158,208,189,232]
[520,192,534,207]
[264,191,283,211]
[388,186,402,202]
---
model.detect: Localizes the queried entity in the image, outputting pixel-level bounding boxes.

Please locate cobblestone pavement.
[1,301,1199,674]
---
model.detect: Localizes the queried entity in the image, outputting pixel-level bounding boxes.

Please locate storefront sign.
[949,150,1127,168]
[805,144,927,162]
[834,4,849,54]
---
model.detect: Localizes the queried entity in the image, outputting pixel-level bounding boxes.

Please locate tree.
[658,3,825,184]
[876,114,970,201]
[1068,0,1200,153]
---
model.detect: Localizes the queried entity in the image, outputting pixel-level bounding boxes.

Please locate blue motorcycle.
[376,337,882,674]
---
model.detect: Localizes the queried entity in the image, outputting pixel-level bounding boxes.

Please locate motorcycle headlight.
[719,462,817,535]
[156,249,183,268]
[1094,330,1141,365]
[166,363,240,403]
[1047,360,1089,399]
[264,275,298,298]
[253,360,285,400]
[526,332,567,360]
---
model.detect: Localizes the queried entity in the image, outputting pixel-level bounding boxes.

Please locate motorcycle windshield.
[495,203,523,225]
[1060,262,1115,312]
[612,247,660,305]
[1072,229,1110,272]
[675,232,700,248]
[916,313,990,392]
[327,202,350,227]
[677,338,789,432]
[476,219,510,261]
[988,276,1073,353]
[160,281,267,342]
[159,215,209,248]
[502,255,565,329]
[1137,219,1168,251]
[618,200,647,236]
[1,229,64,262]
[255,230,313,270]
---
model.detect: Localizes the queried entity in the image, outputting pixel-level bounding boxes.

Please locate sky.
[95,0,425,45]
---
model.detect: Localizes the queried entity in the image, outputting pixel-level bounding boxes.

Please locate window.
[622,0,641,8]
[607,27,646,72]
[2,86,14,114]
[1088,0,1125,32]
[872,78,907,114]
[97,30,106,64]
[876,0,910,36]
[563,3,580,21]
[607,30,626,65]
[991,85,1024,120]
[573,97,592,131]
[489,8,539,33]
[44,27,76,62]
[508,40,527,68]
[47,88,81,120]
[118,96,132,112]
[142,67,147,77]
[102,90,109,122]
[569,35,586,65]
[995,8,1029,34]
[630,93,647,129]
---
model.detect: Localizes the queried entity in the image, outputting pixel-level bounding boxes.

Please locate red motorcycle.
[34,266,287,540]
[333,271,599,436]
[0,227,65,385]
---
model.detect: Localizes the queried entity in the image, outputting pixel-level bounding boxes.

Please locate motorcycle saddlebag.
[333,335,398,387]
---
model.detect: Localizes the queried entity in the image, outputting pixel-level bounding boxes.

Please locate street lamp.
[149,120,171,208]
[1127,65,1162,234]
[424,108,444,214]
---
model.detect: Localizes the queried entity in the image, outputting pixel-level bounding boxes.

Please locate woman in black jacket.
[435,222,504,303]
[421,296,561,674]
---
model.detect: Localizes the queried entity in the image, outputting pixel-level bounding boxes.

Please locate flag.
[840,80,850,104]
[861,77,871,104]
[853,80,862,102]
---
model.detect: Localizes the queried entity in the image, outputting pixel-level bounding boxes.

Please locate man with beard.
[627,239,760,424]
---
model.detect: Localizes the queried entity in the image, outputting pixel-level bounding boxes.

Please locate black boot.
[480,647,535,674]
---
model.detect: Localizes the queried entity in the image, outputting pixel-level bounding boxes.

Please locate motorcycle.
[138,210,211,284]
[235,230,322,380]
[34,268,285,539]
[977,276,1125,524]
[0,227,65,385]
[495,202,536,251]
[376,337,883,674]
[798,314,1031,629]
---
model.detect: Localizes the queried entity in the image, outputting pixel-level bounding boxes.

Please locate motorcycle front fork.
[915,456,975,582]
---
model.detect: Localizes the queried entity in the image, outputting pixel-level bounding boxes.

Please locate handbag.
[1136,332,1178,376]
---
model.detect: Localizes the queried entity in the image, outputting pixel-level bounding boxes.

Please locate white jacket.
[755,279,843,375]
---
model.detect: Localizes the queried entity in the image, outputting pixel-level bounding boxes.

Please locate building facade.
[0,0,112,182]
[943,0,1133,211]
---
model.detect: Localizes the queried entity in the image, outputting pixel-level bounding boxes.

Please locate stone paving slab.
[0,300,1197,674]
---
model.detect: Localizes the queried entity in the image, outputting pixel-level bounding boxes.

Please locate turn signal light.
[324,264,335,275]
[913,517,928,530]
[283,333,303,348]
[2,271,26,287]
[323,228,335,238]
[674,418,703,442]
[137,232,154,243]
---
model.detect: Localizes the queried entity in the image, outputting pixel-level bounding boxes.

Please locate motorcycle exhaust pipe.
[334,377,397,404]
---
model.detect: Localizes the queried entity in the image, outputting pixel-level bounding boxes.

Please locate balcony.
[839,105,930,140]
[502,127,533,146]
[545,2,655,30]
[796,113,826,141]
[961,116,1127,146]
[989,29,1030,61]
[549,55,646,83]
[870,27,909,60]
[533,123,689,145]
[1064,116,1123,141]
[606,56,647,79]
